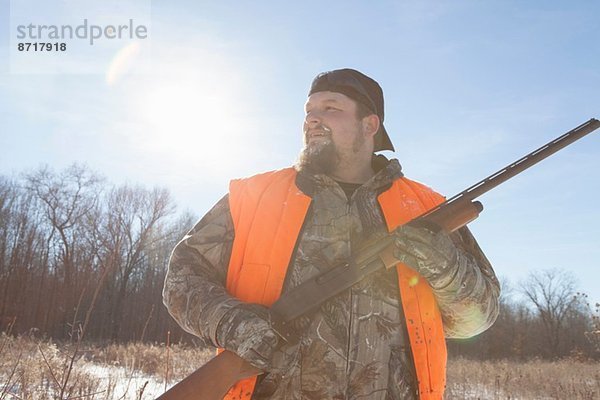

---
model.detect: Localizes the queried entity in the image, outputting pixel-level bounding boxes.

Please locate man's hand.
[393,224,460,286]
[215,303,279,371]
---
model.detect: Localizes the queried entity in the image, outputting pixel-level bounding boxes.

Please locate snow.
[81,363,171,399]
[0,361,177,400]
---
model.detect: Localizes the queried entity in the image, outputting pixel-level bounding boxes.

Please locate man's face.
[298,91,369,174]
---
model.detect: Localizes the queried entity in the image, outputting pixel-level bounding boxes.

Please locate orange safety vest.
[224,167,447,400]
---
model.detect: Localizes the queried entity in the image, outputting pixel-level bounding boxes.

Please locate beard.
[295,123,367,175]
[295,136,338,175]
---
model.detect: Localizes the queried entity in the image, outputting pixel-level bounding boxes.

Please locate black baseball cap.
[308,68,395,152]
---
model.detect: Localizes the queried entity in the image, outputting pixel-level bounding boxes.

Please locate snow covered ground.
[80,362,171,399]
[1,360,176,400]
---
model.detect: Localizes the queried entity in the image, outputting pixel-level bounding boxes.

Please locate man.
[163,68,500,400]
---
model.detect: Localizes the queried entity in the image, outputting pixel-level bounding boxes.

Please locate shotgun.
[157,118,600,400]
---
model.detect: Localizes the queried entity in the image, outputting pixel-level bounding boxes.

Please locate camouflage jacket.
[163,158,500,400]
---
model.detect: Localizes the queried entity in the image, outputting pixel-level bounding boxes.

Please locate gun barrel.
[423,118,600,218]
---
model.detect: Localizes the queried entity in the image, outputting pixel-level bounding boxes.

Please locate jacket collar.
[295,155,404,197]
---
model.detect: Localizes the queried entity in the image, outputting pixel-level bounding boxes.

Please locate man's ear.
[362,114,380,138]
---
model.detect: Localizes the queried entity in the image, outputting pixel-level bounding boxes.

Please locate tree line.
[449,271,599,360]
[0,164,598,360]
[0,164,194,343]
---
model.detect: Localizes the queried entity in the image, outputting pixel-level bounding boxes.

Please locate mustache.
[304,124,331,137]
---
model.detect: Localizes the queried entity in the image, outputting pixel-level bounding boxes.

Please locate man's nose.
[304,110,322,127]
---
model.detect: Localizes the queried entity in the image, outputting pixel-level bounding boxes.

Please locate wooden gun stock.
[156,350,260,400]
[157,119,599,400]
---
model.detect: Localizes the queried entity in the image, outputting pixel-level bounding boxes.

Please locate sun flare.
[124,46,260,175]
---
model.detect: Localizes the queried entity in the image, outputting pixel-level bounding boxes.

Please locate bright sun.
[141,82,227,155]
[124,46,262,177]
[140,80,227,156]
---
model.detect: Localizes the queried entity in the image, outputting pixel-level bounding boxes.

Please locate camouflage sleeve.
[162,194,244,346]
[433,226,500,339]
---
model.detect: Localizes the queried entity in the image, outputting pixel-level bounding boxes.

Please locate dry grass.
[1,334,598,399]
[447,357,600,399]
[89,341,213,378]
[0,334,106,399]
[0,334,213,399]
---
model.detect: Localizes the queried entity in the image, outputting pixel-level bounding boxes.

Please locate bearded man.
[163,68,500,400]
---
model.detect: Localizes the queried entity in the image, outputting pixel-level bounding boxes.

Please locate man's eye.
[326,106,340,111]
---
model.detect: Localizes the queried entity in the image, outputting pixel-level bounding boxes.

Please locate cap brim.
[374,124,395,152]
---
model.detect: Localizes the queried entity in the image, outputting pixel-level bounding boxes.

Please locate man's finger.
[393,251,421,270]
[395,237,436,260]
[397,225,437,244]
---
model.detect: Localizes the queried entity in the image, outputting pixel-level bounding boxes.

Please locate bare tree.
[520,268,580,358]
[0,176,48,333]
[23,164,103,336]
[97,184,175,340]
[585,301,600,353]
[0,164,201,343]
[0,177,24,330]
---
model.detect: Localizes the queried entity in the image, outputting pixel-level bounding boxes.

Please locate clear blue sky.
[1,0,599,304]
